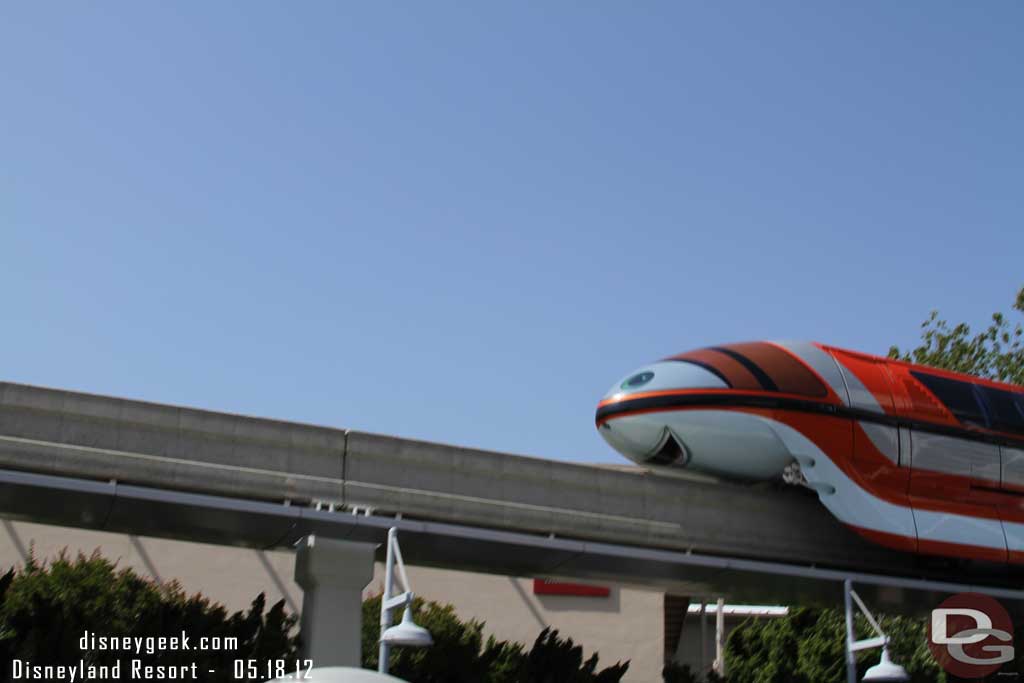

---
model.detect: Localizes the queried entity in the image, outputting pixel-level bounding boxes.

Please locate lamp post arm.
[850,589,887,640]
[392,533,411,594]
[385,592,413,610]
[850,636,888,652]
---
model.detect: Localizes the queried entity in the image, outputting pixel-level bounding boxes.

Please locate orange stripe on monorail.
[597,388,840,410]
[745,406,1024,524]
[600,386,1021,459]
[602,400,1024,526]
[844,524,918,554]
[917,537,1009,564]
[819,344,1024,396]
[846,523,1012,564]
[597,391,1007,452]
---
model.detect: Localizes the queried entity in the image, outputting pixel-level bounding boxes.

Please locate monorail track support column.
[294,535,376,668]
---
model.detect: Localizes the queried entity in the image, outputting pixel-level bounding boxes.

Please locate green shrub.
[1,550,628,683]
[0,550,299,682]
[723,607,943,683]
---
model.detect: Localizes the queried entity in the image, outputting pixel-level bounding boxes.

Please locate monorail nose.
[596,356,794,480]
[600,360,729,403]
[595,360,726,467]
[598,418,687,467]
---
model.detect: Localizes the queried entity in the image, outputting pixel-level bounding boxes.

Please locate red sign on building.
[532,579,610,597]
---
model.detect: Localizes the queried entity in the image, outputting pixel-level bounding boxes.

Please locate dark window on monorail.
[910,371,989,427]
[980,386,1024,434]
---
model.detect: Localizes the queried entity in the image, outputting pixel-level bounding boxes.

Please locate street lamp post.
[378,528,433,675]
[844,579,909,683]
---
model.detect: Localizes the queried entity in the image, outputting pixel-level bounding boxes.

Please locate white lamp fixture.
[844,580,909,683]
[378,528,433,674]
[862,647,910,682]
[381,600,434,647]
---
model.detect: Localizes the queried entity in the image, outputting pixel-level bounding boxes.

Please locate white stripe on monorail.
[768,420,1015,556]
[3,468,1024,602]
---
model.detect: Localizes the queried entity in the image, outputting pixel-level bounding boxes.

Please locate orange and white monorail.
[596,341,1024,564]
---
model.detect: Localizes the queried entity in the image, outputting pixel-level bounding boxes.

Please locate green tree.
[519,628,629,683]
[889,286,1024,385]
[362,594,628,683]
[722,607,942,683]
[0,550,299,682]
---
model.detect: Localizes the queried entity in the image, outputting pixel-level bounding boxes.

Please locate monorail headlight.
[621,371,654,390]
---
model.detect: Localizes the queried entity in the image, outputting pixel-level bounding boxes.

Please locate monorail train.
[596,341,1024,564]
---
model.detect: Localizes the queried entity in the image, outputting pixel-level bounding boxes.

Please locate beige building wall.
[0,519,665,683]
[365,566,663,682]
[0,518,301,614]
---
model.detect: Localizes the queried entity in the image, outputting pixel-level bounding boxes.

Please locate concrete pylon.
[295,535,377,667]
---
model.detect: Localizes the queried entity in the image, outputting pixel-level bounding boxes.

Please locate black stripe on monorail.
[595,392,1024,449]
[710,346,779,392]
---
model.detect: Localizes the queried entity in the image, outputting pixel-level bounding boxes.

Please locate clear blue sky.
[3,3,1022,464]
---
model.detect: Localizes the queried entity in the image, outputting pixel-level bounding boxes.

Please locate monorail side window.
[980,386,1024,435]
[910,371,989,428]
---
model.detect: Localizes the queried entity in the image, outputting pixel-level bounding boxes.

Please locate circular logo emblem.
[928,592,1015,679]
